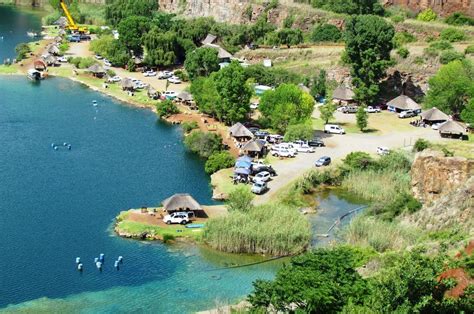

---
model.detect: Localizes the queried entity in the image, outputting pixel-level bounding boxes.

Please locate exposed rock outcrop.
[385,0,474,17]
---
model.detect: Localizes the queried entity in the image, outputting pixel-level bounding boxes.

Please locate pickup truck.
[365,106,381,113]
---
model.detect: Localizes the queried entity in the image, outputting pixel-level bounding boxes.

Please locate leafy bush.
[69,57,97,69]
[414,56,425,65]
[155,100,179,118]
[390,14,405,23]
[393,31,416,47]
[227,185,254,213]
[417,8,437,22]
[423,46,440,58]
[181,121,198,133]
[310,0,384,15]
[440,50,465,64]
[429,40,453,51]
[440,28,466,42]
[397,47,409,59]
[465,44,474,55]
[173,70,189,82]
[204,151,235,174]
[311,24,342,43]
[343,152,374,171]
[15,43,31,60]
[445,12,474,26]
[184,131,223,158]
[244,65,302,86]
[413,138,431,152]
[283,123,314,142]
[162,233,175,243]
[106,69,116,77]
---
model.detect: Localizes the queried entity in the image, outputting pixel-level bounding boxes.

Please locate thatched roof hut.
[201,34,217,45]
[43,55,57,66]
[162,193,202,213]
[420,107,449,123]
[387,95,421,112]
[202,43,232,61]
[332,85,355,103]
[229,122,254,141]
[48,45,60,56]
[54,36,63,43]
[87,64,106,77]
[177,91,193,102]
[33,59,47,71]
[121,77,135,91]
[439,121,467,138]
[241,140,265,157]
[147,86,160,99]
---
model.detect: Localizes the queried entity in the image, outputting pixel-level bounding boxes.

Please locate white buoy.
[114,261,119,269]
[94,257,99,263]
[118,256,123,263]
[51,143,55,148]
[96,261,102,270]
[99,253,105,262]
[54,146,58,151]
[76,257,80,264]
[67,145,71,150]
[63,142,68,146]
[77,263,83,271]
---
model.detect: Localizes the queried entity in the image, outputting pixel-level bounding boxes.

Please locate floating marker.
[51,143,55,148]
[54,146,58,151]
[96,261,102,270]
[67,145,71,150]
[118,256,123,263]
[99,253,105,262]
[76,257,81,264]
[77,263,83,271]
[94,257,99,263]
[114,261,119,269]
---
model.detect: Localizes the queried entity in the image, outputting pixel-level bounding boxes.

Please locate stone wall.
[385,0,474,17]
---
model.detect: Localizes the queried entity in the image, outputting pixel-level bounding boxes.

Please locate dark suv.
[308,138,325,147]
[251,165,277,176]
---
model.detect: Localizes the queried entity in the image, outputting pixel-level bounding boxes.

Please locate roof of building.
[242,140,265,152]
[387,95,421,111]
[439,121,466,135]
[48,45,60,54]
[332,85,355,101]
[87,63,105,74]
[201,34,217,45]
[121,77,135,89]
[177,91,193,101]
[202,43,233,59]
[421,107,450,121]
[146,85,158,95]
[162,193,202,212]
[229,122,254,138]
[44,55,56,64]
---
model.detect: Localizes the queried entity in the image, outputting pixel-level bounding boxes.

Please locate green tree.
[461,99,474,125]
[319,102,336,124]
[117,16,150,54]
[311,69,327,98]
[143,29,179,67]
[15,43,31,60]
[356,106,368,131]
[343,151,374,170]
[204,151,235,174]
[184,131,223,158]
[413,138,431,152]
[440,27,466,42]
[214,61,252,124]
[345,15,394,105]
[284,123,314,142]
[424,60,474,116]
[190,74,222,118]
[259,84,315,133]
[155,100,179,118]
[248,15,276,44]
[227,185,254,212]
[311,0,383,15]
[277,28,303,48]
[184,47,220,80]
[105,0,158,25]
[311,24,342,42]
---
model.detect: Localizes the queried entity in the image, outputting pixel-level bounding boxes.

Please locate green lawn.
[0,65,19,74]
[116,220,203,240]
[211,168,251,197]
[432,137,474,159]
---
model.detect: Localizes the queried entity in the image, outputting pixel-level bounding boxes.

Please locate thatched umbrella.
[147,86,159,99]
[48,45,60,56]
[439,121,466,137]
[121,77,135,91]
[162,193,202,213]
[43,55,57,66]
[387,95,421,112]
[54,36,63,43]
[177,91,193,102]
[332,85,355,102]
[229,122,254,141]
[87,64,106,77]
[241,139,266,157]
[420,107,449,123]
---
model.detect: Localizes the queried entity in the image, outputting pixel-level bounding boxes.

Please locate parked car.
[168,76,182,84]
[324,124,345,134]
[253,171,271,183]
[162,212,191,225]
[158,71,173,79]
[267,134,283,144]
[251,181,268,195]
[342,106,358,114]
[398,110,417,118]
[162,91,178,100]
[250,102,259,110]
[144,70,157,77]
[95,54,103,60]
[57,56,68,63]
[80,35,91,41]
[271,148,295,158]
[68,35,81,42]
[108,75,122,82]
[251,165,276,177]
[134,82,147,89]
[365,106,381,113]
[255,130,269,139]
[297,144,315,153]
[103,59,111,67]
[307,138,325,147]
[377,146,390,155]
[315,156,331,167]
[248,127,260,134]
[277,143,297,155]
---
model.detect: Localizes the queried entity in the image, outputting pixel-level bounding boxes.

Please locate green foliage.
[414,56,425,65]
[249,247,370,312]
[283,15,294,28]
[345,15,394,105]
[393,31,416,48]
[105,0,158,25]
[143,28,191,67]
[310,0,384,15]
[311,69,327,98]
[465,44,474,55]
[397,47,410,59]
[204,151,235,174]
[417,8,437,22]
[445,12,474,26]
[226,185,254,213]
[184,47,220,80]
[425,60,474,116]
[43,11,61,25]
[162,233,175,243]
[343,152,374,171]
[69,57,97,69]
[181,121,198,133]
[440,27,466,42]
[276,28,303,47]
[319,102,337,124]
[155,100,179,118]
[118,16,150,54]
[214,61,252,124]
[390,14,405,24]
[356,106,369,131]
[15,43,31,61]
[127,58,136,72]
[190,74,221,117]
[259,84,315,133]
[90,35,130,66]
[283,122,314,142]
[58,42,69,55]
[461,99,474,125]
[243,64,302,86]
[440,50,465,64]
[248,15,276,45]
[429,40,454,51]
[106,69,116,77]
[311,23,342,43]
[183,131,223,158]
[413,138,431,152]
[204,203,310,255]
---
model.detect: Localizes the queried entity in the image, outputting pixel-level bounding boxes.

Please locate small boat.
[27,31,39,38]
[27,69,42,81]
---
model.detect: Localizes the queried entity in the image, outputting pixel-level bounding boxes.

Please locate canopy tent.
[237,155,253,163]
[439,121,466,138]
[420,107,449,122]
[161,193,202,213]
[229,122,254,141]
[332,85,355,102]
[235,160,252,169]
[234,168,251,176]
[387,95,421,112]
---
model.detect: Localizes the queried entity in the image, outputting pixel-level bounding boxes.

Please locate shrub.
[465,45,474,55]
[58,42,69,55]
[423,46,440,58]
[311,24,342,43]
[181,121,198,133]
[414,56,425,65]
[162,234,175,243]
[440,50,464,64]
[429,40,453,51]
[390,14,405,24]
[445,12,474,26]
[393,31,416,47]
[283,122,314,142]
[155,100,179,118]
[343,152,375,171]
[106,69,116,77]
[15,43,31,60]
[184,131,223,158]
[440,28,466,42]
[397,47,410,59]
[417,8,437,22]
[413,138,431,152]
[69,57,97,69]
[204,151,235,174]
[173,69,189,82]
[377,151,412,171]
[127,58,136,72]
[227,185,254,212]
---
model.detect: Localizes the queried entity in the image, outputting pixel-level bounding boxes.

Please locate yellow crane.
[59,0,87,34]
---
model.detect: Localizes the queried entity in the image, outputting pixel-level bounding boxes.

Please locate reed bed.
[203,204,311,256]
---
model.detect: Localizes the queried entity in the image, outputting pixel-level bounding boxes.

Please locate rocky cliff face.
[385,0,474,17]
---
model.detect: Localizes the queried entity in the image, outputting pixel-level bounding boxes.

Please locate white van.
[324,124,345,134]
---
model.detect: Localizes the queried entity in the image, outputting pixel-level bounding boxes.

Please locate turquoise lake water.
[0,76,282,312]
[0,5,43,61]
